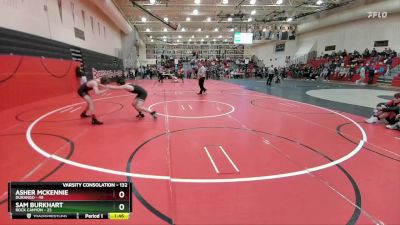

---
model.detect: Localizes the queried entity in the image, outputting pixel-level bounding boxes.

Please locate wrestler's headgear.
[117,78,126,85]
[100,77,110,84]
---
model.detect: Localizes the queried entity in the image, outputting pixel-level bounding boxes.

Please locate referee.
[197,62,207,95]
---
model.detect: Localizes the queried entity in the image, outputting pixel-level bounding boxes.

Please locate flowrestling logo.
[367,11,388,19]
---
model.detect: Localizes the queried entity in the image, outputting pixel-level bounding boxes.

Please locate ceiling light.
[247,17,252,22]
[163,35,166,38]
[222,0,228,4]
[177,40,180,42]
[145,28,150,32]
[189,39,192,41]
[151,39,154,42]
[201,39,204,41]
[218,35,222,38]
[262,28,267,32]
[198,28,202,31]
[316,0,323,5]
[251,10,256,15]
[149,35,152,38]
[276,0,283,4]
[164,17,168,22]
[193,9,199,15]
[228,17,233,22]
[230,28,234,31]
[214,28,219,32]
[178,35,182,38]
[163,28,167,32]
[186,17,191,21]
[207,17,211,22]
[250,0,256,5]
[141,17,147,22]
[224,39,227,42]
[191,35,195,38]
[194,0,200,4]
[287,17,293,22]
[213,39,216,41]
[163,39,166,41]
[206,35,209,38]
[181,27,186,31]
[149,0,156,4]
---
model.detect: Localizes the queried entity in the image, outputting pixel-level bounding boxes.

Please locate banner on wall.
[71,1,75,23]
[57,0,63,23]
[90,16,94,33]
[81,10,86,27]
[92,68,123,79]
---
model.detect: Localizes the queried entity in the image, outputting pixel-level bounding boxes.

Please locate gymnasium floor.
[0,78,399,225]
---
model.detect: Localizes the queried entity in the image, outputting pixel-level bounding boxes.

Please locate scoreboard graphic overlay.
[8,182,132,220]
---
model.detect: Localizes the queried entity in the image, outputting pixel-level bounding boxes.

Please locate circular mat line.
[0,56,23,83]
[40,57,73,78]
[0,132,74,204]
[126,126,363,225]
[25,93,366,183]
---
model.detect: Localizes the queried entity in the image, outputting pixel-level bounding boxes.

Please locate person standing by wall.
[384,56,392,77]
[356,64,366,85]
[367,63,375,85]
[76,66,87,85]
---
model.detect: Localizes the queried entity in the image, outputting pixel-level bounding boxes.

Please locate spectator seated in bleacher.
[333,64,341,78]
[320,67,329,80]
[363,48,370,58]
[353,50,361,58]
[347,65,356,79]
[290,46,398,84]
[371,48,378,58]
[338,65,349,79]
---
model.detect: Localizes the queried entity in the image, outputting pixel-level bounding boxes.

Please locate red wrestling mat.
[0,79,399,225]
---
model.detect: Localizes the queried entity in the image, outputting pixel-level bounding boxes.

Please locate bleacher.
[306,54,400,86]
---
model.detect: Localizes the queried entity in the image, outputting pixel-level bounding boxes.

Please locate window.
[374,40,388,47]
[275,43,285,52]
[325,45,336,51]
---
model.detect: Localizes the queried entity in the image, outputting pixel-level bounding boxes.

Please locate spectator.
[356,64,366,85]
[384,56,392,76]
[348,65,356,79]
[75,66,87,85]
[366,93,400,125]
[367,64,375,84]
[363,48,370,58]
[320,67,329,80]
[386,114,400,130]
[371,48,378,58]
[353,50,361,58]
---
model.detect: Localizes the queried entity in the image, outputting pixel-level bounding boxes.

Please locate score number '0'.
[119,191,125,211]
